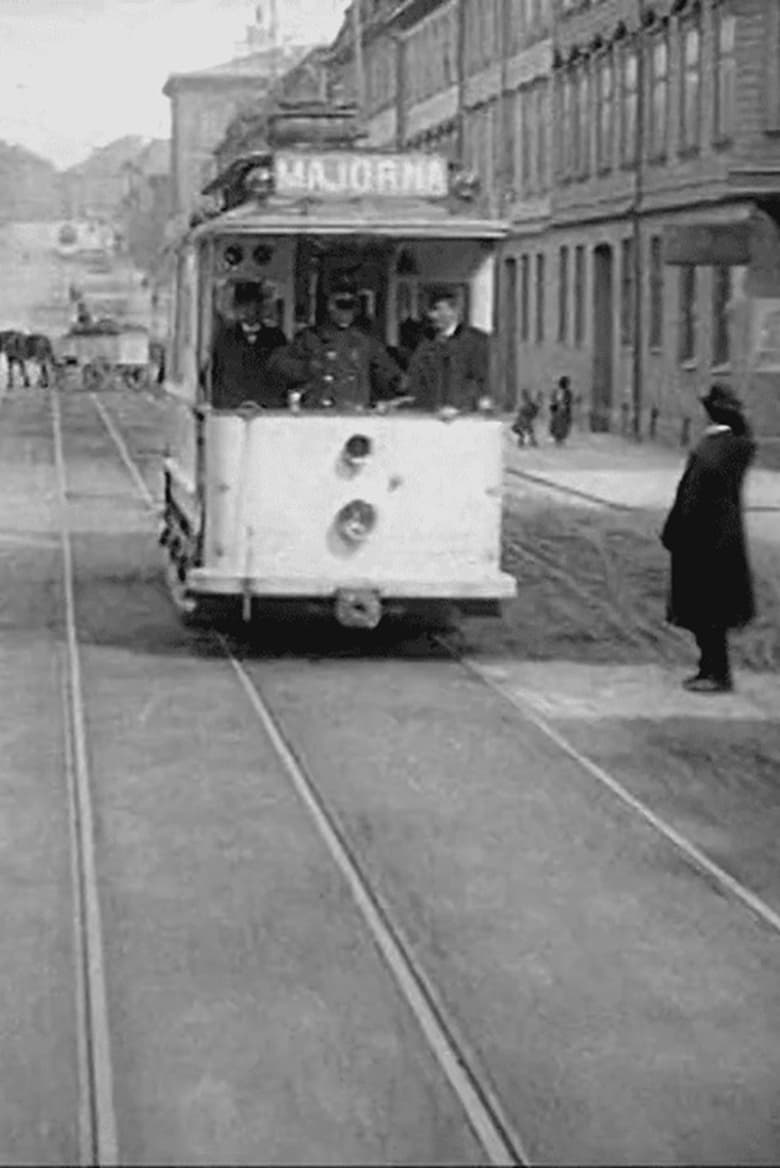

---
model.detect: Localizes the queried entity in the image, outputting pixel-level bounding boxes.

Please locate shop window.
[520,253,530,342]
[712,265,732,367]
[574,244,586,347]
[558,246,569,343]
[649,235,664,350]
[621,238,635,345]
[535,252,545,344]
[678,265,697,363]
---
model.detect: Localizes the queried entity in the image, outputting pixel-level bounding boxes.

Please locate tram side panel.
[189,415,514,602]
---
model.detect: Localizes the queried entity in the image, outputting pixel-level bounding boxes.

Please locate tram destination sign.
[273,151,450,200]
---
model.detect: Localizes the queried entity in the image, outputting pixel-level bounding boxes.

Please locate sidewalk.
[501,423,780,543]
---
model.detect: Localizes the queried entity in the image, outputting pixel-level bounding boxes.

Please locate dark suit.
[210,322,288,409]
[407,324,489,411]
[268,322,401,408]
[661,427,756,682]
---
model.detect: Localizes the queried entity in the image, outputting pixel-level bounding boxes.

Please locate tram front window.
[209,280,288,409]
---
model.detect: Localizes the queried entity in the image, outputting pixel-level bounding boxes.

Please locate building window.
[649,235,664,350]
[558,246,569,343]
[578,66,591,177]
[574,244,586,347]
[621,238,635,345]
[680,23,701,152]
[622,49,638,166]
[714,13,736,142]
[521,88,534,194]
[678,265,697,362]
[536,84,548,192]
[596,53,614,171]
[712,266,732,366]
[535,252,545,344]
[520,254,530,342]
[649,35,668,157]
[561,71,573,179]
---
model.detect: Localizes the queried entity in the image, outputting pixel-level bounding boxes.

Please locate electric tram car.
[159,105,516,629]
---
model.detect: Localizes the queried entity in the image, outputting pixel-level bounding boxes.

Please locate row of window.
[516,243,732,368]
[465,0,552,71]
[556,11,736,180]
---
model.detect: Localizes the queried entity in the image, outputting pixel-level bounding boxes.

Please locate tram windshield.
[199,233,498,415]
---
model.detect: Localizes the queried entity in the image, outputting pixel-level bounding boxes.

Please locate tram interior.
[198,233,496,407]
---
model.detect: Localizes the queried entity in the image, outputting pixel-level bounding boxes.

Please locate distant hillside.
[61,136,159,220]
[0,141,63,221]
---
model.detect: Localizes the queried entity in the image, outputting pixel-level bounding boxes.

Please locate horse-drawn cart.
[56,321,151,390]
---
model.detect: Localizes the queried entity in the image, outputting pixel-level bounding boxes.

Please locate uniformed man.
[407,286,492,417]
[210,281,288,409]
[268,274,402,409]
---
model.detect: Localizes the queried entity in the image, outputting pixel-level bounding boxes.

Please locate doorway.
[591,243,614,432]
[502,257,518,410]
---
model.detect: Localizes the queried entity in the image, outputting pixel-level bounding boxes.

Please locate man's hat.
[328,272,358,302]
[700,382,743,416]
[232,280,265,306]
[428,284,458,307]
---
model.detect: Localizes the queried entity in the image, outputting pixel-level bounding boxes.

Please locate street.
[0,382,777,1164]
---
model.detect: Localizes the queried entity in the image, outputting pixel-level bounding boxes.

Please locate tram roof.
[191,195,510,242]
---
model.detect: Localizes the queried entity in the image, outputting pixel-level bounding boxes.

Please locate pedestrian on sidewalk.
[660,383,756,694]
[549,376,573,445]
[511,388,540,447]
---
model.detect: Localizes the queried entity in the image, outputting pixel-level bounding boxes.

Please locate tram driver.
[268,273,403,409]
[209,281,288,409]
[406,286,493,417]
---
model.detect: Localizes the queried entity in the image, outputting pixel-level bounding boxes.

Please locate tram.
[159,103,516,629]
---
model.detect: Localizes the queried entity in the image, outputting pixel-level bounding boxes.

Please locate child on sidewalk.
[511,389,540,447]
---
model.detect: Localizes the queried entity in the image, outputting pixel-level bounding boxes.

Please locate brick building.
[163,43,309,221]
[505,0,780,440]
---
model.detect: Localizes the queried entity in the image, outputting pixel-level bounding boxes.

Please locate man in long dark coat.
[661,383,756,693]
[406,286,491,415]
[210,281,288,409]
[268,274,402,409]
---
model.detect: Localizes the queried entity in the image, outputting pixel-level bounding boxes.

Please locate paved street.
[0,383,777,1164]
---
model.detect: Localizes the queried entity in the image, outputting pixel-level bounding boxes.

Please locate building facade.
[507,0,780,440]
[297,0,780,439]
[163,43,309,221]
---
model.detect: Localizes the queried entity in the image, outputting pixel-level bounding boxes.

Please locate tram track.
[91,391,780,945]
[88,393,528,1166]
[77,389,780,1164]
[52,390,119,1166]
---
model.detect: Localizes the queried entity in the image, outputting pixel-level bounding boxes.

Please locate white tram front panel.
[187,413,514,601]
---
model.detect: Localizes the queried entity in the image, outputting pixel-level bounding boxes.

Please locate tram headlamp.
[335,500,377,545]
[343,433,372,468]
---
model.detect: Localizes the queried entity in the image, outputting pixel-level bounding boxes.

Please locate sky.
[0,0,349,169]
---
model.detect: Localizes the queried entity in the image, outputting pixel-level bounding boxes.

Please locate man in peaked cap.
[268,271,402,408]
[209,280,288,409]
[661,382,756,693]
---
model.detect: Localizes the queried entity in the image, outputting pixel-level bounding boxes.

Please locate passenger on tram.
[210,281,288,409]
[406,286,492,415]
[268,274,402,409]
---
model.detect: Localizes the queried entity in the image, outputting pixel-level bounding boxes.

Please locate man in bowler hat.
[406,286,492,416]
[210,281,288,409]
[661,383,756,693]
